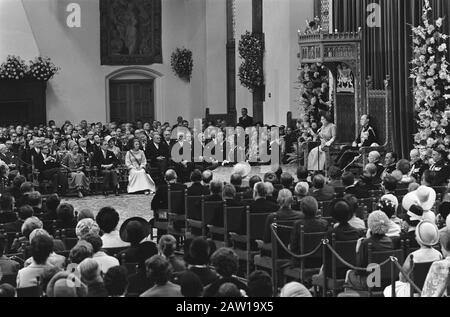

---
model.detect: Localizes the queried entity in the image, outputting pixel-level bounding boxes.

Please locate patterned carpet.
[61,165,298,225]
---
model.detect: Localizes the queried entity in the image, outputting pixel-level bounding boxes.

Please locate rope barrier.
[270,224,323,259]
[391,258,422,294]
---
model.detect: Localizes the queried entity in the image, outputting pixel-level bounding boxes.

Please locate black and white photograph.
[0,0,449,302]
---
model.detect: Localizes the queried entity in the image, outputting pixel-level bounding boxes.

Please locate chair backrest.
[185,196,203,221]
[247,212,271,241]
[241,199,254,206]
[298,227,327,268]
[168,187,185,215]
[319,200,334,218]
[103,247,128,256]
[368,245,404,289]
[203,201,224,227]
[0,273,18,288]
[358,198,375,213]
[225,205,246,234]
[330,237,358,279]
[411,260,434,291]
[272,221,295,259]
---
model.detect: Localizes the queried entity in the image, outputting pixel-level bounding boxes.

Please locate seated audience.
[25,191,44,216]
[290,196,328,266]
[206,180,223,201]
[41,194,60,221]
[24,229,66,269]
[311,174,335,202]
[178,271,203,297]
[140,255,182,297]
[247,270,273,298]
[223,184,242,207]
[263,189,304,243]
[0,193,17,224]
[328,166,343,188]
[158,235,186,274]
[230,173,247,193]
[127,241,159,296]
[46,271,87,297]
[384,221,442,297]
[118,218,157,263]
[69,240,94,265]
[56,203,77,231]
[3,204,33,233]
[75,218,100,240]
[203,248,248,297]
[280,173,294,192]
[16,234,55,288]
[279,282,312,297]
[421,229,450,297]
[0,234,20,276]
[79,258,108,297]
[96,207,130,249]
[187,237,218,286]
[187,169,210,196]
[82,233,119,274]
[354,164,382,198]
[104,266,129,297]
[342,194,366,230]
[376,199,401,238]
[346,211,394,291]
[242,175,262,199]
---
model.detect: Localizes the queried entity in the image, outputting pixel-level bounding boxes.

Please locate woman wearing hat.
[62,142,90,198]
[384,221,442,297]
[106,135,121,158]
[125,139,155,195]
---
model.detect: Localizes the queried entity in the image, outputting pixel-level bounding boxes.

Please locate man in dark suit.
[223,184,243,207]
[383,152,398,177]
[78,138,90,162]
[205,181,223,202]
[146,133,168,174]
[238,108,254,129]
[32,144,67,195]
[311,174,335,202]
[342,172,360,197]
[92,140,120,196]
[336,114,378,169]
[354,164,382,199]
[249,182,279,214]
[151,169,186,238]
[187,169,210,196]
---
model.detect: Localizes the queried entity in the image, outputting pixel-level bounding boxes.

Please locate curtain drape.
[333,0,450,158]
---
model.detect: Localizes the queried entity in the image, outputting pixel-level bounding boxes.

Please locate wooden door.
[109,80,154,123]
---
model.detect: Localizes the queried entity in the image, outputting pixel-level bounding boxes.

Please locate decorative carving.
[337,63,355,93]
[100,0,162,66]
[320,0,330,32]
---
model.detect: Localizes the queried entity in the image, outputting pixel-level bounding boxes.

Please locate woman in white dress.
[125,139,155,195]
[307,113,336,171]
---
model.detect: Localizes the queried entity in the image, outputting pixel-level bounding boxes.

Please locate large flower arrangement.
[0,55,27,80]
[411,0,450,155]
[296,62,331,123]
[0,55,60,81]
[28,56,60,81]
[238,31,264,92]
[171,48,193,82]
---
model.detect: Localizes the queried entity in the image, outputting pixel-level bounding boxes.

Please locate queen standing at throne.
[307,113,336,171]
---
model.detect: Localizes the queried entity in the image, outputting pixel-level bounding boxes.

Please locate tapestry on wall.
[100,0,162,65]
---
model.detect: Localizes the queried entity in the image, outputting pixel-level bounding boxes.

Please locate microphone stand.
[343,154,362,171]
